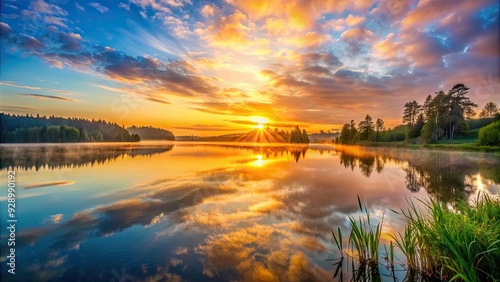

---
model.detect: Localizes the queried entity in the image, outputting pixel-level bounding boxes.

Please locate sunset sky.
[1,0,499,135]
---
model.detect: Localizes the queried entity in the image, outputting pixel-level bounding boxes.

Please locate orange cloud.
[322,18,346,32]
[340,28,375,42]
[373,33,404,60]
[226,0,375,31]
[248,199,284,213]
[280,31,331,48]
[345,14,365,26]
[262,17,288,36]
[198,10,251,47]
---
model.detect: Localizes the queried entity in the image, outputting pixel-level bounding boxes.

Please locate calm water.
[1,142,499,281]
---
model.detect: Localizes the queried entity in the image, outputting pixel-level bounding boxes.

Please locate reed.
[331,193,500,281]
[331,196,384,281]
[392,192,500,281]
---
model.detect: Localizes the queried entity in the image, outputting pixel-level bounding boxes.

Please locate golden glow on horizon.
[256,123,264,129]
[251,116,269,124]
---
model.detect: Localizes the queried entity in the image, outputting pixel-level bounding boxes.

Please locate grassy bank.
[331,195,500,281]
[347,140,500,153]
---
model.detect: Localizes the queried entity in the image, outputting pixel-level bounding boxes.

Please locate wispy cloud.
[1,81,41,90]
[74,2,85,12]
[118,2,130,11]
[89,2,109,13]
[18,93,80,102]
[0,105,45,112]
[24,180,76,190]
[145,97,171,104]
[173,124,239,132]
[1,81,75,95]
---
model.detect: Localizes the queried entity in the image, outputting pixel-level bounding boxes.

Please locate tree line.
[127,125,175,140]
[336,83,499,145]
[1,145,174,171]
[275,126,310,143]
[0,113,140,143]
[336,115,388,144]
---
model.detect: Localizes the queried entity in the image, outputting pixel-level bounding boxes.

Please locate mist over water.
[1,142,498,281]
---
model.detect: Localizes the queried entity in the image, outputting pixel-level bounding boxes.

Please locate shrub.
[478,121,500,146]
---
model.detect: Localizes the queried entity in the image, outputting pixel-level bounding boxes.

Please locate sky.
[0,0,499,135]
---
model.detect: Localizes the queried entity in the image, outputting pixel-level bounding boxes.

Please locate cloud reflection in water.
[1,143,499,281]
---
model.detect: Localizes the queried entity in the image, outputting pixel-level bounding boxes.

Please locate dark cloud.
[335,69,364,79]
[30,46,220,97]
[58,32,83,52]
[8,33,46,51]
[340,28,376,54]
[2,22,220,98]
[0,22,13,38]
[299,52,342,68]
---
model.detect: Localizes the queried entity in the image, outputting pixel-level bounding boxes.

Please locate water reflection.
[0,143,174,171]
[334,145,500,203]
[199,143,309,162]
[0,143,498,281]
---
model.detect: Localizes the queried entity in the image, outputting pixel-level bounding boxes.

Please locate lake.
[1,142,499,281]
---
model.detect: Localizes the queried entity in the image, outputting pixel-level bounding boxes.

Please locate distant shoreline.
[333,142,500,153]
[2,140,499,153]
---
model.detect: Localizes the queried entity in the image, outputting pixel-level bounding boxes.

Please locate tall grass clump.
[331,193,500,281]
[392,192,500,281]
[331,196,384,281]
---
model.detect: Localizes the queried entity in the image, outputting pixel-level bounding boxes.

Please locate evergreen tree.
[408,113,425,139]
[358,115,374,141]
[302,129,309,143]
[339,120,358,144]
[445,83,477,139]
[479,102,499,118]
[403,101,421,127]
[375,118,384,141]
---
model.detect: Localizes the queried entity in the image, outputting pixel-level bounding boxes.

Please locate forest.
[336,84,500,146]
[127,126,175,140]
[178,125,310,143]
[0,113,140,143]
[275,126,310,143]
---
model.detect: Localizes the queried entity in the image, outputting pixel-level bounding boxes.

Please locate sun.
[250,116,268,130]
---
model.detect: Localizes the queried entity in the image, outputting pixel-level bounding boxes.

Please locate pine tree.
[479,102,499,118]
[358,115,374,141]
